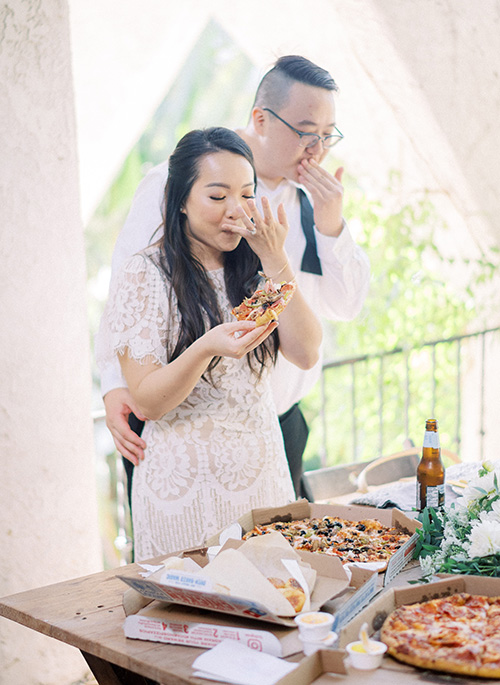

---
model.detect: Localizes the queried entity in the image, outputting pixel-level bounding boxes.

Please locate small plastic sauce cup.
[299,630,338,656]
[294,611,334,641]
[346,640,387,670]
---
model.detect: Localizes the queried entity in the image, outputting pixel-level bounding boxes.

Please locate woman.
[97,127,322,560]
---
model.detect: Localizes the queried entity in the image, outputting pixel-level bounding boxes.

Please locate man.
[99,55,370,499]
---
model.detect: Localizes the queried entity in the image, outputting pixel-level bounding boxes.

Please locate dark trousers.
[122,413,144,510]
[122,402,309,511]
[277,402,309,498]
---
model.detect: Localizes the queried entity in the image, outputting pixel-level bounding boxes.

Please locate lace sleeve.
[95,253,169,372]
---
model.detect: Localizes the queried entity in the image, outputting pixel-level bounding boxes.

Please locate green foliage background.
[301,167,498,470]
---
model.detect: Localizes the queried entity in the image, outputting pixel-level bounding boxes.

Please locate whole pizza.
[381,593,500,678]
[242,515,411,569]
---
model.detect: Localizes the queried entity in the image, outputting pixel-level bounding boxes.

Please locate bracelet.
[271,269,296,285]
[272,261,290,279]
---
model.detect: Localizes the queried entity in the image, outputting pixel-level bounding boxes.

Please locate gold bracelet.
[272,261,289,279]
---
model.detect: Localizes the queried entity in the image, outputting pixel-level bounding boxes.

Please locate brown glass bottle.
[416,418,445,512]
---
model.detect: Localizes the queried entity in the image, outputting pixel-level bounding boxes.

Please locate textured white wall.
[371,0,500,250]
[69,0,500,256]
[0,1,103,682]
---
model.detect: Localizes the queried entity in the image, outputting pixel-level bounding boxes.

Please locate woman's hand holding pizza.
[201,320,278,360]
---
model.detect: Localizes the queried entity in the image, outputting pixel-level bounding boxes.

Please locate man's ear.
[251,106,266,134]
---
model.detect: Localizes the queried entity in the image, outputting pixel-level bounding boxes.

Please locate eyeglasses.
[263,108,343,149]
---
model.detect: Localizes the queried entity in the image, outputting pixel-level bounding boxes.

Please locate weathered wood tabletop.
[0,558,207,684]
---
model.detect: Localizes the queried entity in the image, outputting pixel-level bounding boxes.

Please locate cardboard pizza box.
[119,539,350,629]
[121,563,378,657]
[123,601,304,658]
[275,649,348,684]
[206,499,420,586]
[274,642,491,685]
[323,564,379,633]
[273,646,420,685]
[338,574,500,648]
[333,575,500,684]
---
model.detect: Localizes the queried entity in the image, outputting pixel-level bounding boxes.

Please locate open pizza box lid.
[120,532,351,628]
[205,498,421,586]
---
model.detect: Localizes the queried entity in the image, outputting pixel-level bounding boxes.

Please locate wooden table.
[0,554,430,685]
[0,559,206,685]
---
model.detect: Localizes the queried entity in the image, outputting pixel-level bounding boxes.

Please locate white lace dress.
[97,245,295,560]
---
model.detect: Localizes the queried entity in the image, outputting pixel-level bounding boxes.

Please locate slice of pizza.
[232,275,296,327]
[268,576,306,613]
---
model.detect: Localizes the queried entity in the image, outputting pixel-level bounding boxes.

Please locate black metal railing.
[316,326,500,466]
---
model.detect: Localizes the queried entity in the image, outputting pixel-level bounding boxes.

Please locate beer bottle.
[416,418,445,512]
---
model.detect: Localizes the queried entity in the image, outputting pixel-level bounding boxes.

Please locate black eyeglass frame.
[263,107,343,149]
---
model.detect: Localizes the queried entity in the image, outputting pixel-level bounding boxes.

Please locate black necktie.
[298,188,322,275]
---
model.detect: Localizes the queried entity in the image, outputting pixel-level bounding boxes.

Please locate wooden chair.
[355,447,461,493]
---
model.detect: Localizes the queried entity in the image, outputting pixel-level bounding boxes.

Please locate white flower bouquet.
[416,462,500,577]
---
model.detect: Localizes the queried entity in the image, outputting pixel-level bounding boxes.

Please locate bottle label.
[423,430,440,449]
[419,483,445,509]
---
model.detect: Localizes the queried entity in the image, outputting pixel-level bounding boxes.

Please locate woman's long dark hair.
[160,127,279,377]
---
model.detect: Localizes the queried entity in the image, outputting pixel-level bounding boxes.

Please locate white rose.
[457,469,500,507]
[491,499,500,520]
[420,555,436,576]
[466,519,500,558]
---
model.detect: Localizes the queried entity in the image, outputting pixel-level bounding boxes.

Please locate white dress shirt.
[98,160,370,415]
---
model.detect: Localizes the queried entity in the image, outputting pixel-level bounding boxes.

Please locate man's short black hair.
[253,55,338,111]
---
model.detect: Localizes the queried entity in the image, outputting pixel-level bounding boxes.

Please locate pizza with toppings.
[268,577,306,613]
[242,516,411,569]
[231,276,296,326]
[381,593,500,678]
